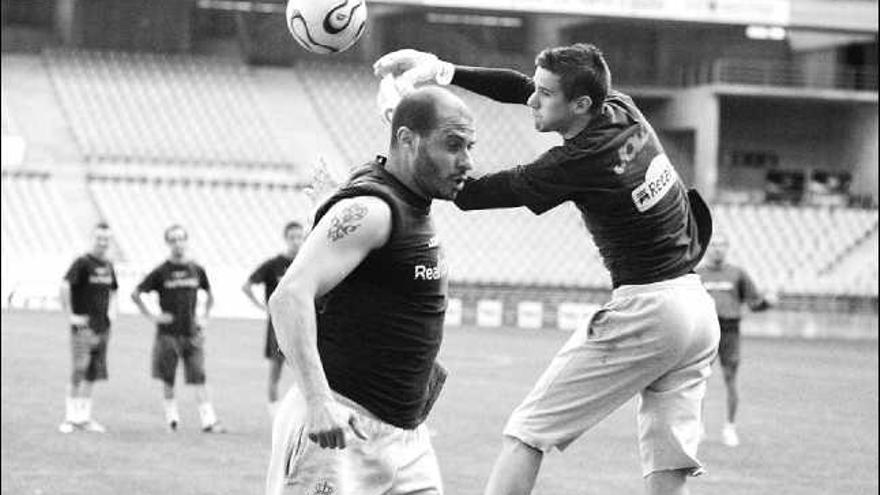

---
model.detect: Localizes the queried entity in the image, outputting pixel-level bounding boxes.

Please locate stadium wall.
[650,88,721,199]
[55,0,194,52]
[719,98,879,200]
[842,104,879,202]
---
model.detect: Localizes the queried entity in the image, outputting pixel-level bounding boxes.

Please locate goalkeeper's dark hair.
[389,89,439,148]
[536,43,610,114]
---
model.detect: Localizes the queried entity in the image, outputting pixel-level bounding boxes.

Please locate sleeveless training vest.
[313,158,447,429]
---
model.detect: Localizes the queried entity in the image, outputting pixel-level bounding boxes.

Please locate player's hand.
[69,314,89,327]
[373,49,438,78]
[304,398,369,449]
[154,312,174,325]
[196,314,209,329]
[372,49,455,89]
[190,328,206,347]
[304,157,341,208]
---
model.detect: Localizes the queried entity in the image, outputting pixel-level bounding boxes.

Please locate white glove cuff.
[435,61,455,85]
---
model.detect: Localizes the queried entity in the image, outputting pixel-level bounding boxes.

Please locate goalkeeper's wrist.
[435,61,455,85]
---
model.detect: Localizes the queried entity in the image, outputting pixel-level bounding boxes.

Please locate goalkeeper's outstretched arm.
[452,66,535,105]
[373,49,534,105]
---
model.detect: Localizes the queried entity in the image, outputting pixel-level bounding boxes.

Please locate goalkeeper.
[375,44,718,495]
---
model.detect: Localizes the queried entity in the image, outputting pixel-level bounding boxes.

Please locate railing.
[681,58,879,91]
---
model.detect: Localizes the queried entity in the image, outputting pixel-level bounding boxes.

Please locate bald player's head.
[390,87,472,148]
[386,86,476,201]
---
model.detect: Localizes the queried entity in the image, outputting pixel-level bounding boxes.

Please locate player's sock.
[74,398,88,424]
[81,399,106,433]
[267,401,279,419]
[164,399,180,430]
[82,398,92,422]
[198,402,218,429]
[722,422,740,446]
[64,396,77,423]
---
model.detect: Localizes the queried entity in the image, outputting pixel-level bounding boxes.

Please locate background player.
[375,44,718,495]
[696,232,773,447]
[241,220,305,419]
[131,224,224,433]
[265,87,474,495]
[58,222,118,434]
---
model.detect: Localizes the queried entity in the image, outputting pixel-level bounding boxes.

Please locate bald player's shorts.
[266,387,442,495]
[504,273,720,477]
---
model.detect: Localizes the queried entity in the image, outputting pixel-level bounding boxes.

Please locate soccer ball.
[286,0,367,54]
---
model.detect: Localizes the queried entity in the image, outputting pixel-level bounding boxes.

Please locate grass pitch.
[2,310,877,494]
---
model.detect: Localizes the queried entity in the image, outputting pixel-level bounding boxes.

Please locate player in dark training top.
[242,220,305,419]
[58,222,119,434]
[265,87,475,495]
[131,224,225,433]
[376,44,718,495]
[696,232,773,447]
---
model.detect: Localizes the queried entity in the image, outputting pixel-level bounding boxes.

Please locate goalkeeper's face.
[413,120,476,201]
[527,67,586,136]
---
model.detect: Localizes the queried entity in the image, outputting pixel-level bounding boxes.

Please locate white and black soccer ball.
[286,0,367,54]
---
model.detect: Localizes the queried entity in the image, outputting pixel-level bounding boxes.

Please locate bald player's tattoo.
[328,203,368,242]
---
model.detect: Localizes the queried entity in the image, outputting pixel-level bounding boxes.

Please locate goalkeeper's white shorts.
[266,386,442,495]
[504,273,720,477]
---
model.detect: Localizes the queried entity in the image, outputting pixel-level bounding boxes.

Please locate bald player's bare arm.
[268,195,391,402]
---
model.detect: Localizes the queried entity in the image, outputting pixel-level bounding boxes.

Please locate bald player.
[696,233,772,447]
[376,44,717,495]
[265,87,475,495]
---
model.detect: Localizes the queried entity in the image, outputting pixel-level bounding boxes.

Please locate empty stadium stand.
[1,170,82,259]
[1,171,86,305]
[3,50,876,307]
[710,203,878,296]
[81,170,879,298]
[0,90,26,168]
[433,201,610,288]
[44,49,290,167]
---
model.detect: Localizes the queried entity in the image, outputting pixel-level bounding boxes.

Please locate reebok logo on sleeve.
[631,154,677,213]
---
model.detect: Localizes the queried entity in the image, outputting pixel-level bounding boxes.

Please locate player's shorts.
[151,331,206,386]
[503,273,720,477]
[716,318,741,369]
[266,386,442,495]
[265,322,284,362]
[70,325,110,381]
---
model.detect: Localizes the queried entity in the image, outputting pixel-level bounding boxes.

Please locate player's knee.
[71,369,85,384]
[160,381,175,397]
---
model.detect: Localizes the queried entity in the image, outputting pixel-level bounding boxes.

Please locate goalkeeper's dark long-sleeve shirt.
[450,65,711,288]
